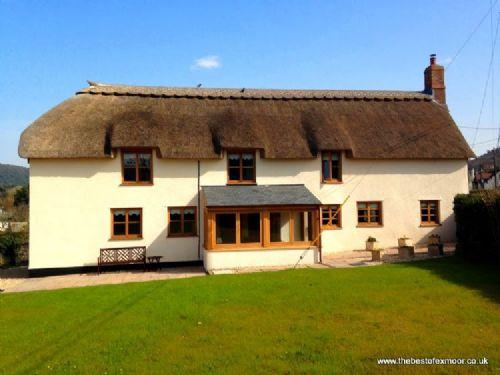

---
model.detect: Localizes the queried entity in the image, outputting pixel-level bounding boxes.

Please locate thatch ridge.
[19,83,474,160]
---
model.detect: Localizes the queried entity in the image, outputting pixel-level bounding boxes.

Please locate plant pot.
[366,241,379,251]
[371,250,382,262]
[428,244,444,256]
[398,238,413,247]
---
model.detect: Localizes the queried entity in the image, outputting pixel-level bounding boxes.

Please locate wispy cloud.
[191,55,221,70]
[441,57,453,65]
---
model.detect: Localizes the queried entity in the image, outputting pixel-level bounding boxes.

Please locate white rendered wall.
[29,151,468,269]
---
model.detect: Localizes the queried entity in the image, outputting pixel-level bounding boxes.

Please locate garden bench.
[98,246,147,274]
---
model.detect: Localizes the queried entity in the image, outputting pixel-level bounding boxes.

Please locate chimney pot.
[430,54,436,65]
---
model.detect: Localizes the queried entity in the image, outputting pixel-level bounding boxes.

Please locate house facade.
[19,55,473,274]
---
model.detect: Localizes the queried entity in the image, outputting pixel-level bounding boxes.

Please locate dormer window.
[122,149,153,185]
[227,151,256,184]
[321,151,342,183]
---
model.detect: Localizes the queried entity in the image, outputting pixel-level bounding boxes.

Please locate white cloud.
[191,55,221,70]
[441,57,453,65]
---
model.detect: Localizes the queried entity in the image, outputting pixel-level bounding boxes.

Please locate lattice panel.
[99,247,146,264]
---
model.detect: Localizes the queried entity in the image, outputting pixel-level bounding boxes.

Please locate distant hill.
[0,163,29,187]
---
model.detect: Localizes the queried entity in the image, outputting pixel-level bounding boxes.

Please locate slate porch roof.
[202,184,321,207]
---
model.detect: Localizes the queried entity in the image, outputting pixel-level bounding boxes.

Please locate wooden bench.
[98,246,147,274]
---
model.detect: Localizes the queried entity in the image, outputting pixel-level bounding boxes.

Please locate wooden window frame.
[205,206,319,251]
[321,151,342,184]
[321,205,342,229]
[168,206,198,237]
[227,150,256,185]
[121,148,154,186]
[420,200,440,227]
[356,201,383,227]
[110,208,143,240]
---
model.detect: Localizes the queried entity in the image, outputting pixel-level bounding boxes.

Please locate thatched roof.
[19,82,474,160]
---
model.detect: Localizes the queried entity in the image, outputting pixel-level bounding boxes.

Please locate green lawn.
[1,257,499,374]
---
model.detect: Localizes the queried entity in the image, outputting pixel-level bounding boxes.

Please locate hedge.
[454,189,500,262]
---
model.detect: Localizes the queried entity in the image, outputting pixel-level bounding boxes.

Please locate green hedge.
[454,189,500,262]
[0,231,28,266]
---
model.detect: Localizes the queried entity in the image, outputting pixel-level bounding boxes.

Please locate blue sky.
[1,0,498,166]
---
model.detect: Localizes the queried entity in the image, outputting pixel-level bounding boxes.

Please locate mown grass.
[0,257,499,374]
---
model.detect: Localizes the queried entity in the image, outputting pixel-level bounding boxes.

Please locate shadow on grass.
[398,256,500,304]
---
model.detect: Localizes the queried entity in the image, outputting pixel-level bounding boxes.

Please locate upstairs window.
[227,151,256,184]
[168,207,197,236]
[322,151,342,183]
[111,208,142,240]
[321,205,342,229]
[122,149,153,185]
[420,200,440,226]
[357,201,382,227]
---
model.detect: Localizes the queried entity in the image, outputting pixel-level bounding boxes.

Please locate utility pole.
[494,148,498,188]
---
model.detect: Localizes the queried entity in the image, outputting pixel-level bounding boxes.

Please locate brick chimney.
[424,54,446,104]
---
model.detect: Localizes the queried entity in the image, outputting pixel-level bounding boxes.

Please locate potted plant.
[427,234,444,256]
[428,234,441,245]
[365,236,378,251]
[398,236,413,247]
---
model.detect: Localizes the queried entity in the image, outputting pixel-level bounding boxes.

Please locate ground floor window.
[206,207,318,250]
[168,207,197,237]
[420,200,440,226]
[321,205,342,229]
[111,208,142,240]
[357,201,382,227]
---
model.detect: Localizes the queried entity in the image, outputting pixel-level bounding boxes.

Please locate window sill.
[356,224,383,228]
[109,236,143,241]
[120,182,154,186]
[322,225,342,230]
[226,181,257,186]
[167,234,198,238]
[419,223,441,228]
[322,180,343,185]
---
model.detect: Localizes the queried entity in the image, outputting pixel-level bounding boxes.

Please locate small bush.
[0,231,28,266]
[454,190,500,262]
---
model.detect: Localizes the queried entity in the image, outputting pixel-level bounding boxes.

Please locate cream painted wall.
[29,151,468,269]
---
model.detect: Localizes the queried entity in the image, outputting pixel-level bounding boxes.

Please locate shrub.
[454,189,500,262]
[0,231,28,266]
[14,186,29,206]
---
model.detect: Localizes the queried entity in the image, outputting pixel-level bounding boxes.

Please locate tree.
[14,186,29,207]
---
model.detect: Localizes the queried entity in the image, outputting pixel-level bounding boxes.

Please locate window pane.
[138,168,151,182]
[128,222,141,235]
[123,153,136,168]
[420,202,427,209]
[270,212,290,242]
[216,214,236,244]
[113,223,126,236]
[242,153,254,167]
[170,221,182,234]
[229,167,240,181]
[293,212,306,241]
[331,206,340,226]
[124,167,137,182]
[331,152,340,161]
[228,154,240,167]
[240,213,260,243]
[184,220,196,234]
[139,153,151,168]
[332,166,341,180]
[170,209,181,221]
[358,203,367,209]
[242,167,254,181]
[113,210,126,223]
[184,209,195,221]
[322,160,331,180]
[369,203,379,210]
[128,210,141,222]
